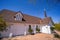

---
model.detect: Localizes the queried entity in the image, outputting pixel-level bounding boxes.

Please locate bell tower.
[44,8,47,17]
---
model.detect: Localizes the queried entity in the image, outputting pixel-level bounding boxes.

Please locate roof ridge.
[1,9,16,13]
[23,14,41,19]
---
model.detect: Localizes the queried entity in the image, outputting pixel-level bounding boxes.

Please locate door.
[41,25,50,34]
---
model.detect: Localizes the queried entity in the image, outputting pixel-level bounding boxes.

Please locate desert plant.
[28,25,33,34]
[36,25,40,33]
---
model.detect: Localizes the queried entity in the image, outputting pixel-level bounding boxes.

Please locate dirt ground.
[2,33,60,40]
[55,30,60,35]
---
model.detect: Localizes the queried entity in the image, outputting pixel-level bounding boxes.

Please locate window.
[22,18,25,21]
[29,25,31,28]
[14,16,17,20]
[16,15,19,20]
[14,16,16,18]
[28,25,33,34]
[36,25,40,32]
[36,25,39,29]
[14,14,20,20]
[36,25,38,27]
[14,13,23,21]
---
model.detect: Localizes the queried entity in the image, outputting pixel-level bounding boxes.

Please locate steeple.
[44,8,47,17]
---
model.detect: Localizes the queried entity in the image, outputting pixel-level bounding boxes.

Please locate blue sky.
[0,0,60,23]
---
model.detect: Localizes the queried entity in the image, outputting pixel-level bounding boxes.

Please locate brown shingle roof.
[0,9,54,24]
[0,9,17,22]
[22,14,41,24]
[43,17,52,25]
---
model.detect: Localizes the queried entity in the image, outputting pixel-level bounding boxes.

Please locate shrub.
[28,25,33,34]
[0,17,7,31]
[54,33,60,38]
[28,29,33,34]
[50,27,55,31]
[36,25,40,33]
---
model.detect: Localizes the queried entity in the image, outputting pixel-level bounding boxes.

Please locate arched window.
[36,25,40,33]
[29,25,31,28]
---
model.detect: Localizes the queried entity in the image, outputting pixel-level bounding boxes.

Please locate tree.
[0,17,8,39]
[0,17,7,32]
[54,23,60,31]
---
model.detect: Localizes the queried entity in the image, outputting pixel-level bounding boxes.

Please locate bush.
[0,17,7,31]
[54,33,60,38]
[36,26,40,33]
[28,29,33,34]
[28,25,33,34]
[50,27,55,31]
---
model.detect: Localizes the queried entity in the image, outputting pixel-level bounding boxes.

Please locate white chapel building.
[0,9,54,37]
